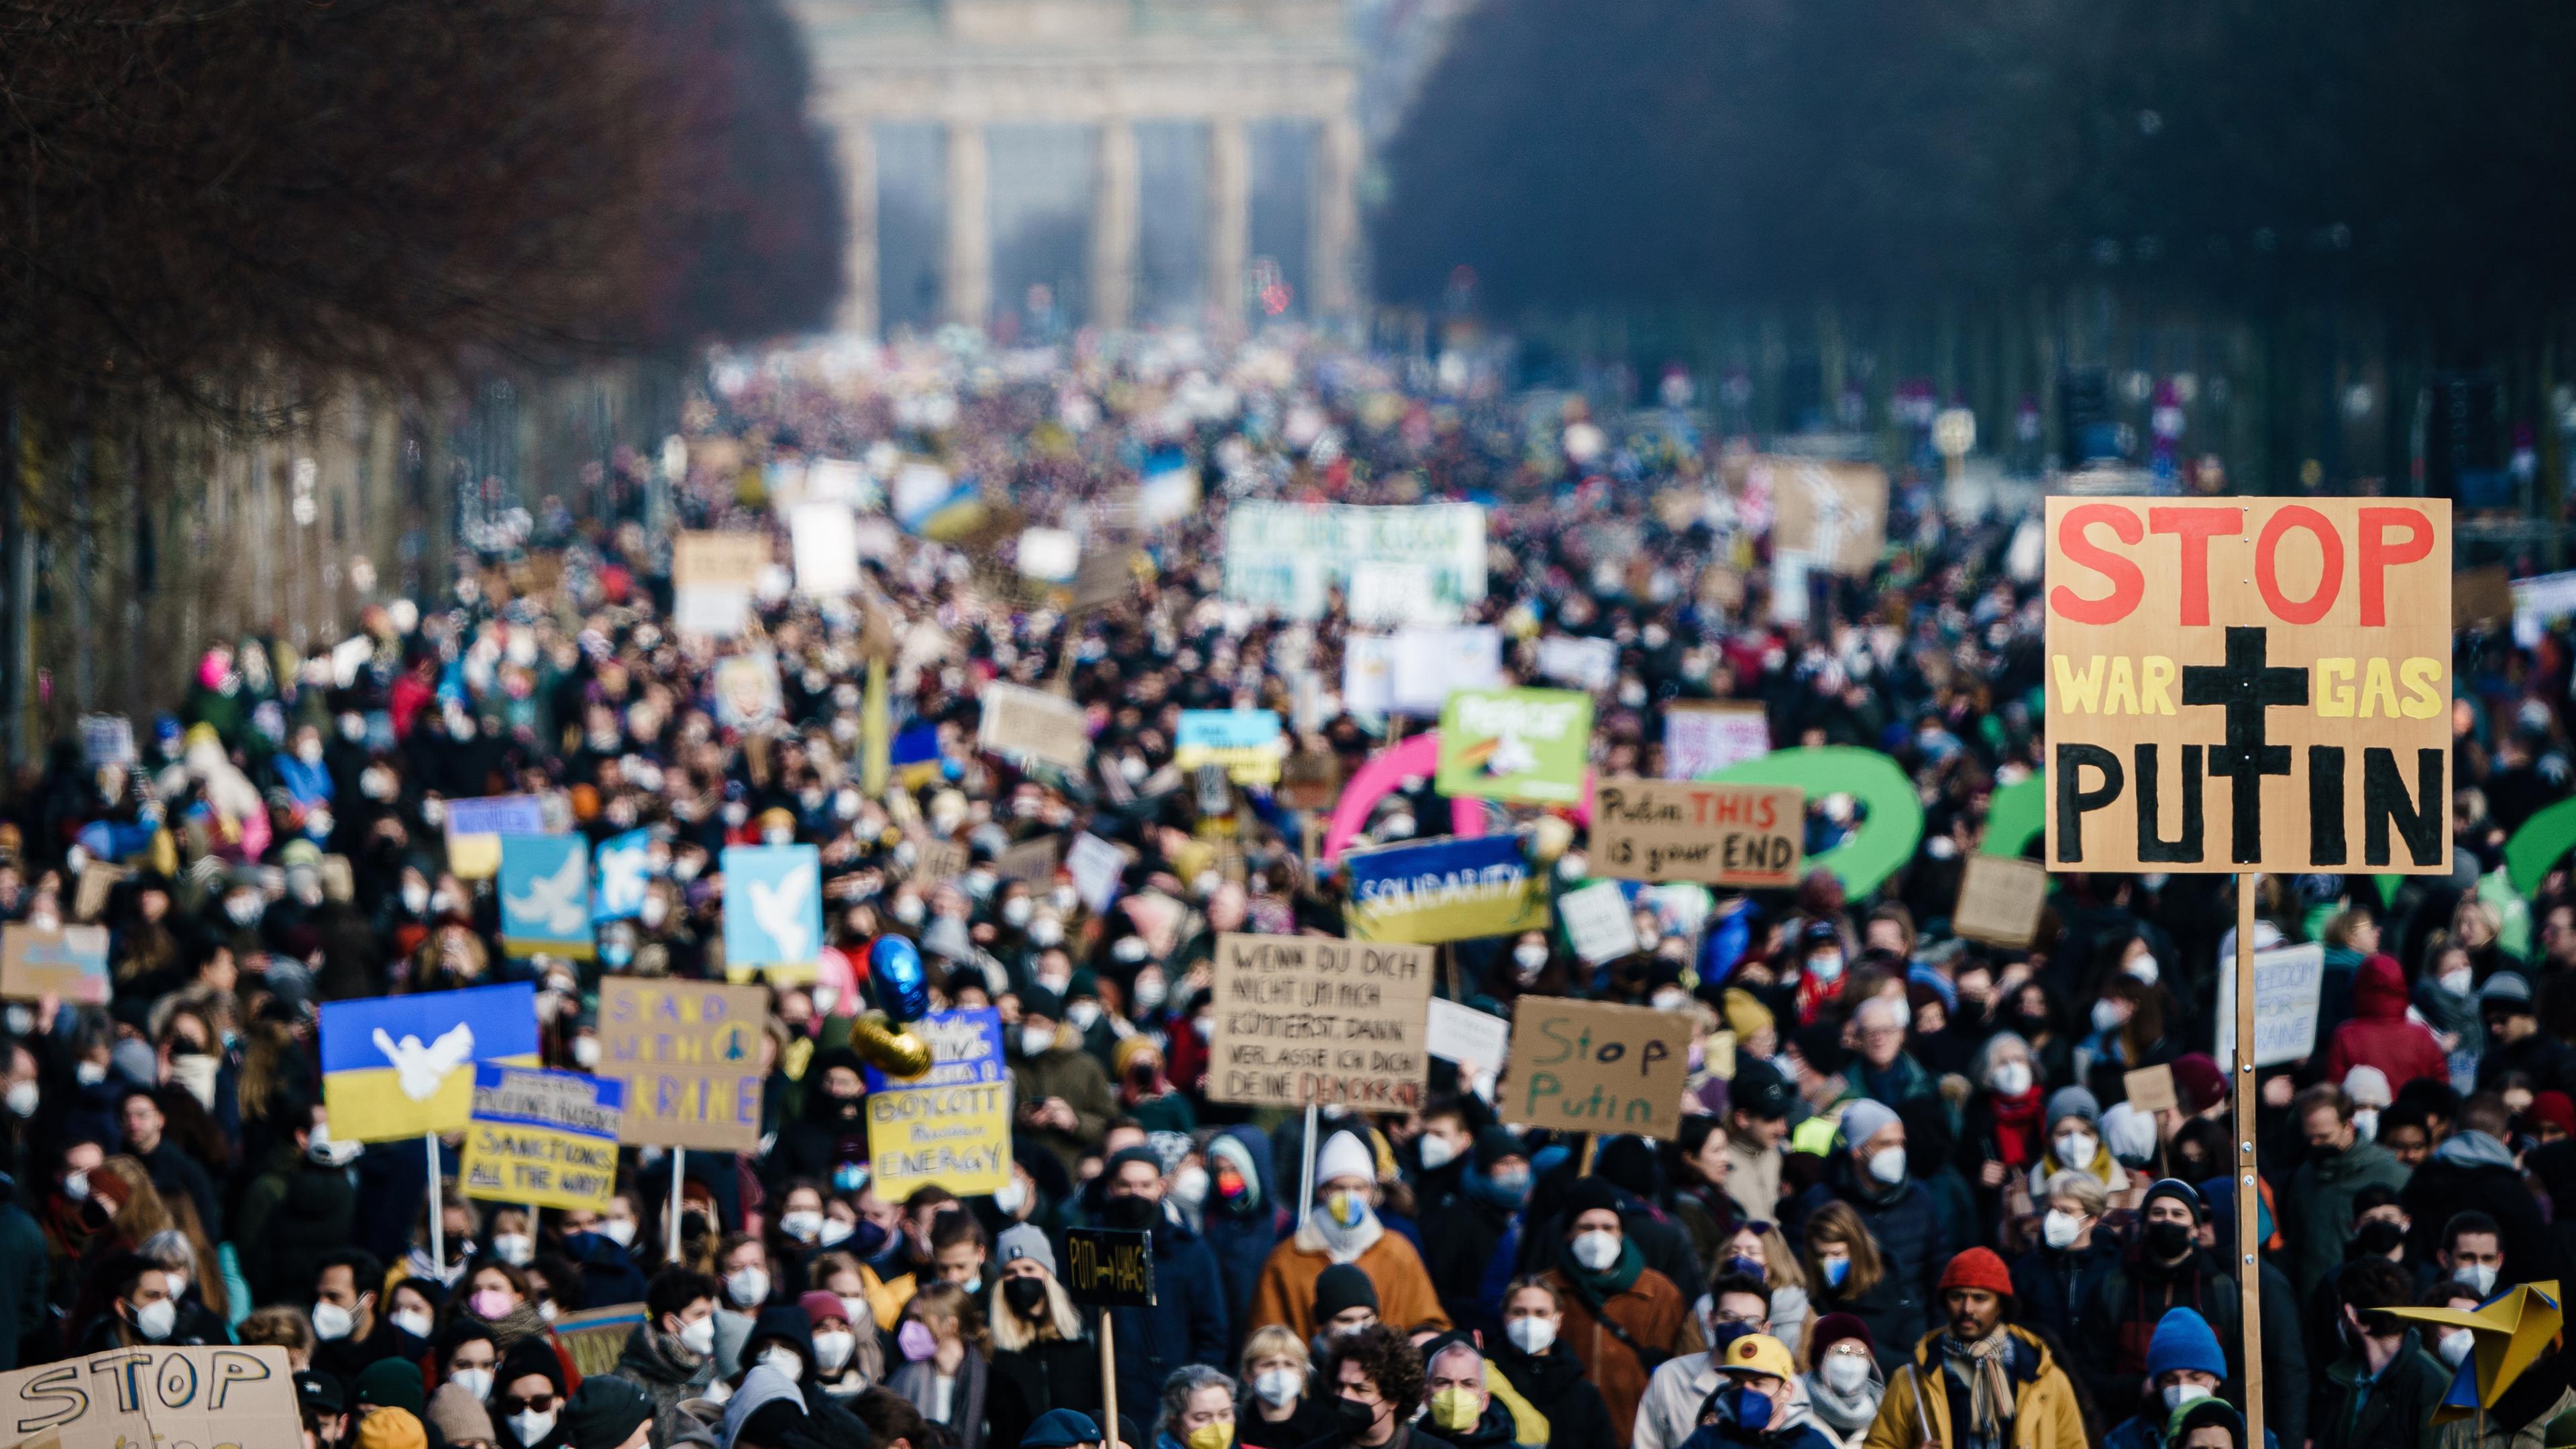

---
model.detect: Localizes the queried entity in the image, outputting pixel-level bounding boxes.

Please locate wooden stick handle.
[2237,874,2265,1449]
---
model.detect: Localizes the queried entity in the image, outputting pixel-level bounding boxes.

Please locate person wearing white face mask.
[2028,1086,2129,1201]
[2434,1214,2506,1299]
[2093,1307,2241,1449]
[1784,1099,1945,1360]
[80,1253,181,1351]
[1486,1279,1619,1449]
[611,1268,720,1445]
[1008,987,1114,1178]
[1536,1177,1685,1443]
[1799,1315,1886,1449]
[2002,1171,2110,1348]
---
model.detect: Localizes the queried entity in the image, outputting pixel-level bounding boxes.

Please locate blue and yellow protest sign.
[443,794,545,880]
[866,1008,1011,1199]
[596,978,767,1152]
[499,835,592,959]
[592,828,653,923]
[320,983,541,1142]
[1176,710,1287,786]
[458,1065,624,1213]
[722,844,821,983]
[1342,835,1550,945]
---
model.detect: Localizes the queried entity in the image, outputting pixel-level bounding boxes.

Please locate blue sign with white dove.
[591,828,653,924]
[722,843,822,983]
[498,834,593,959]
[320,981,542,1141]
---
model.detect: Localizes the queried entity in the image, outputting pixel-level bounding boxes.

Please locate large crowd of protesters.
[0,329,2563,1449]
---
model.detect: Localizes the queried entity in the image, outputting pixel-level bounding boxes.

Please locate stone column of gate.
[1091,117,1141,331]
[943,120,991,329]
[1311,111,1362,321]
[1207,115,1252,330]
[837,119,880,337]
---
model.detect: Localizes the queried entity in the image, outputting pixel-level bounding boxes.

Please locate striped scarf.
[1941,1331,2016,1447]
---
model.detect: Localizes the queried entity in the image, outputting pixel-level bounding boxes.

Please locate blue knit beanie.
[2144,1307,2227,1382]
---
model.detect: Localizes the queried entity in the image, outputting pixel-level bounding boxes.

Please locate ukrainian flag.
[321,983,542,1143]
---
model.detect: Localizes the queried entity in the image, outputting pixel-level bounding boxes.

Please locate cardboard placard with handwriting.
[1278,750,1343,812]
[2455,564,2515,629]
[1760,458,1889,574]
[0,1344,297,1449]
[596,979,768,1152]
[995,835,1064,885]
[2124,1063,2179,1114]
[1590,778,1805,888]
[0,924,109,1004]
[2044,496,2453,873]
[977,683,1092,773]
[673,531,771,591]
[1951,855,2051,949]
[72,865,127,924]
[1063,1227,1156,1307]
[1504,996,1693,1140]
[1208,933,1434,1110]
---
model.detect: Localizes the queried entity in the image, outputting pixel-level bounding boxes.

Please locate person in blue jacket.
[1099,1145,1230,1414]
[1200,1124,1281,1356]
[2101,1309,2279,1449]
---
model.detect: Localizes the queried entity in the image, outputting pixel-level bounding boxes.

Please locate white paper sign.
[2513,569,2576,647]
[1388,625,1503,716]
[1536,635,1619,692]
[674,586,752,637]
[331,635,375,688]
[1558,881,1641,965]
[2215,942,2326,1071]
[1342,634,1398,718]
[1067,833,1128,916]
[807,458,872,506]
[1663,705,1772,781]
[1770,549,1813,624]
[790,503,862,596]
[1019,527,1080,583]
[1348,561,1452,627]
[1426,998,1511,1070]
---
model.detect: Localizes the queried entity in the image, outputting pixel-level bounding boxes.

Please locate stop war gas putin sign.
[2044,497,2451,873]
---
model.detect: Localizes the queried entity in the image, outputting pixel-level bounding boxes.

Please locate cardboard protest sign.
[443,794,546,880]
[2455,564,2515,629]
[994,834,1064,885]
[72,865,127,924]
[1759,458,1889,574]
[1072,547,1136,612]
[673,531,771,591]
[1207,934,1434,1110]
[0,1344,297,1449]
[1436,688,1593,805]
[1664,702,1771,781]
[1556,881,1640,964]
[320,983,541,1142]
[2045,498,2453,873]
[1503,996,1693,1140]
[1342,835,1549,944]
[1950,854,2051,949]
[0,924,109,1004]
[865,1009,1011,1199]
[1062,1227,1156,1307]
[1277,750,1342,811]
[1590,778,1805,888]
[2124,1063,2179,1114]
[912,839,968,884]
[498,835,592,959]
[596,979,767,1152]
[720,845,822,983]
[977,683,1092,772]
[459,1065,625,1212]
[2215,941,2326,1071]
[1175,710,1287,786]
[1426,999,1511,1069]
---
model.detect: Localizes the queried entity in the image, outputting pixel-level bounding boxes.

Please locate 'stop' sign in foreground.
[2043,497,2452,874]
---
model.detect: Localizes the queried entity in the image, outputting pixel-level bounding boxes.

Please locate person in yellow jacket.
[1862,1249,2087,1449]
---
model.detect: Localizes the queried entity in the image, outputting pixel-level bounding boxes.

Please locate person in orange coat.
[1540,1176,1686,1444]
[1244,1130,1449,1342]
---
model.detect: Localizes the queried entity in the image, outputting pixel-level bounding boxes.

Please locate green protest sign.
[1435,688,1593,804]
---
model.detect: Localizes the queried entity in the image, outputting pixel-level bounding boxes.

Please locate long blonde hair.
[1802,1201,1886,1301]
[987,1270,1084,1352]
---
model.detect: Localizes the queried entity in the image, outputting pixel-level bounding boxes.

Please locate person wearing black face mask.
[770,1049,869,1193]
[1294,1324,1450,1449]
[985,1226,1099,1449]
[2070,1179,2246,1428]
[1095,1147,1230,1417]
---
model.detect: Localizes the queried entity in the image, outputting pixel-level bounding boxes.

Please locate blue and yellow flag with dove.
[722,844,821,984]
[321,983,542,1142]
[500,834,593,959]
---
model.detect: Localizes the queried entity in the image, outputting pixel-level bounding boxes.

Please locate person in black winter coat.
[1422,1127,1529,1345]
[985,1228,1100,1449]
[1490,1277,1618,1449]
[231,1107,356,1309]
[770,1048,869,1192]
[1201,1124,1284,1355]
[2006,1171,2114,1349]
[1782,1102,1946,1346]
[2399,1094,2564,1288]
[1098,1148,1229,1415]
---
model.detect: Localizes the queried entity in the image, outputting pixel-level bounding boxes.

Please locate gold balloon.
[1530,815,1575,863]
[851,1012,934,1079]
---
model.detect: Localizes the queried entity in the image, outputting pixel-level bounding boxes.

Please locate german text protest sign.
[977,683,1092,772]
[1207,934,1434,1110]
[1590,778,1805,888]
[866,1009,1010,1200]
[596,979,767,1152]
[2044,497,2453,873]
[0,1344,297,1449]
[1503,996,1693,1140]
[459,1065,624,1212]
[0,924,109,1004]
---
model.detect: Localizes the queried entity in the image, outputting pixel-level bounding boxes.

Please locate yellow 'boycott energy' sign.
[2043,497,2452,873]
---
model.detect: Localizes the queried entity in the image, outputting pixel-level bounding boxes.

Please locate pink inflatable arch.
[1319,731,1594,861]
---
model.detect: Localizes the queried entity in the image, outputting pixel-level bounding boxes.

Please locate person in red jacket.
[2322,955,2448,1091]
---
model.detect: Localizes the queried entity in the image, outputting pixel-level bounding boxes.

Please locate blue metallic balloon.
[870,934,930,1022]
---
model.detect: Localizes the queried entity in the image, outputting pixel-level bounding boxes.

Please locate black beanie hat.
[1312,1264,1380,1322]
[558,1375,656,1449]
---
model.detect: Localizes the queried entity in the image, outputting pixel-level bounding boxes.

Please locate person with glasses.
[1636,1273,1788,1449]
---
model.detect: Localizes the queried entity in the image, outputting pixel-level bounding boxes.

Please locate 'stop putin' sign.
[2043,496,2451,874]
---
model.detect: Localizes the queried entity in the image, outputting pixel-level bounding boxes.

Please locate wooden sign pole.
[667,1146,686,1267]
[425,1133,444,1273]
[1099,1313,1120,1449]
[2235,877,2265,1449]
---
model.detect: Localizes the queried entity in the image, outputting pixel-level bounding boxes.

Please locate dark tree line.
[1376,0,2576,351]
[0,0,843,429]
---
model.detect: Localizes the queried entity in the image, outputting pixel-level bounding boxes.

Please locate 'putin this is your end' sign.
[2044,497,2451,873]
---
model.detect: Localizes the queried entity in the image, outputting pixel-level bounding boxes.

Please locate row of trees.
[0,0,843,429]
[1375,0,2576,350]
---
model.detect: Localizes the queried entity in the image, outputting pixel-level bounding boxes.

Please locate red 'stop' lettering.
[2049,504,2145,625]
[2357,506,2433,627]
[2149,505,2239,627]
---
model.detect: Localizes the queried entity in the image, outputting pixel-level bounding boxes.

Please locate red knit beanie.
[1939,1247,2015,1299]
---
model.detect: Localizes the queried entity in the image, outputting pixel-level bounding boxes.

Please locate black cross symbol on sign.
[2181,626,2309,863]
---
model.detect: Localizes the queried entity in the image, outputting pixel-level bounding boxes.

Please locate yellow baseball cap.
[1719,1334,1798,1381]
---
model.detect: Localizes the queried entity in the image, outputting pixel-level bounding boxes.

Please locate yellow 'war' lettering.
[2053,655,2102,713]
[2052,655,2172,714]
